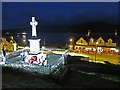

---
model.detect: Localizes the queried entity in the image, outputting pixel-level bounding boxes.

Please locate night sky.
[2,2,118,33]
[2,2,120,47]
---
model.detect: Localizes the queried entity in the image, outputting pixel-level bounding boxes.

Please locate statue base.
[25,52,47,65]
[28,38,41,53]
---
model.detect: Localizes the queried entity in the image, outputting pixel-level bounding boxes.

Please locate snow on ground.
[1,53,65,74]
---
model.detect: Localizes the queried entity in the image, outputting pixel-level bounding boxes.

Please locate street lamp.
[23,39,26,42]
[69,38,73,50]
[95,42,98,62]
[23,39,27,47]
[70,38,73,42]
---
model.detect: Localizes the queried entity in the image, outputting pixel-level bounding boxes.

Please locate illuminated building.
[0,36,17,52]
[69,30,119,55]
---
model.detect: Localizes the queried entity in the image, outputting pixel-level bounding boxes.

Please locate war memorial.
[0,17,67,74]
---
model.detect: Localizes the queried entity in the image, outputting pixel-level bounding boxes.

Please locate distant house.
[0,36,17,52]
[76,37,88,46]
[69,30,119,55]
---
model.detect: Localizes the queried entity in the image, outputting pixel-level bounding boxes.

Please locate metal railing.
[0,48,28,61]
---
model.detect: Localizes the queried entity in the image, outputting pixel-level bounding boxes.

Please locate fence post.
[49,65,51,75]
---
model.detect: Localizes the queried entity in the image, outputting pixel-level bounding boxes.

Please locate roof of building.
[2,36,17,43]
[74,34,89,43]
[88,33,117,43]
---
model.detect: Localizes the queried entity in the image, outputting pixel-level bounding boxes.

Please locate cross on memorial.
[30,17,38,37]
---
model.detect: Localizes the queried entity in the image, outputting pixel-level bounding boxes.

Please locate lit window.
[108,40,112,44]
[93,48,96,51]
[91,39,93,43]
[81,40,83,43]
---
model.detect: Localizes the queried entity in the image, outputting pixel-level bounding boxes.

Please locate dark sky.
[2,2,120,47]
[2,2,118,32]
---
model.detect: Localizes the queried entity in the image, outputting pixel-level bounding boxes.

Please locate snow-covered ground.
[1,53,65,74]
